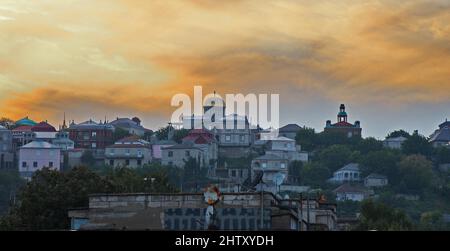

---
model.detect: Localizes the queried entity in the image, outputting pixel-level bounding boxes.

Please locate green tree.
[397,155,434,193]
[173,129,190,144]
[155,126,170,140]
[386,130,411,139]
[317,145,358,172]
[402,132,432,157]
[0,169,26,215]
[295,127,318,151]
[300,162,331,188]
[355,137,383,154]
[435,147,450,164]
[354,200,414,231]
[112,127,131,142]
[1,167,110,230]
[419,211,449,230]
[359,149,402,184]
[0,117,15,129]
[0,166,178,230]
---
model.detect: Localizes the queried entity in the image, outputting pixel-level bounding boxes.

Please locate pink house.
[151,140,175,160]
[19,141,61,180]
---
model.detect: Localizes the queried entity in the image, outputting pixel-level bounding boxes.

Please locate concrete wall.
[77,193,277,230]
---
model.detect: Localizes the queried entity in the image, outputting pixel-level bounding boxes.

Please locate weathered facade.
[0,125,14,168]
[68,192,337,231]
[105,136,152,168]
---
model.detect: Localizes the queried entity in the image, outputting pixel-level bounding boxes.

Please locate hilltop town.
[0,103,449,231]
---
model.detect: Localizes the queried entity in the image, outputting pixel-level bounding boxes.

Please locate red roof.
[332,121,354,127]
[31,121,57,132]
[12,125,33,132]
[182,129,215,144]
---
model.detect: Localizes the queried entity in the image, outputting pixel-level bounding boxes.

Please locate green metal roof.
[16,117,37,126]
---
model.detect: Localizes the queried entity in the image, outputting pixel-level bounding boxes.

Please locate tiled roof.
[333,183,367,194]
[162,143,202,150]
[331,121,355,127]
[279,124,302,132]
[31,121,57,132]
[21,141,60,149]
[12,125,33,132]
[69,120,114,130]
[430,128,450,142]
[336,163,360,172]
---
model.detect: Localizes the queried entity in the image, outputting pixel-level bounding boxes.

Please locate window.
[225,135,231,142]
[185,151,190,157]
[91,143,97,148]
[168,151,173,157]
[280,163,286,169]
[125,159,130,166]
[137,150,142,156]
[91,132,97,138]
[231,170,236,177]
[109,160,114,166]
[49,162,53,168]
[33,162,38,168]
[262,163,267,168]
[137,159,142,166]
[22,162,27,168]
[240,135,245,142]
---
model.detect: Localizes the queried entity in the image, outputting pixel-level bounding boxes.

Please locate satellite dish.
[273,173,286,186]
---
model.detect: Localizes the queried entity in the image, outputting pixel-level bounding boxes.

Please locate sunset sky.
[0,0,449,138]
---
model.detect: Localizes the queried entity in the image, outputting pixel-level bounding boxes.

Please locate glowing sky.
[0,0,449,138]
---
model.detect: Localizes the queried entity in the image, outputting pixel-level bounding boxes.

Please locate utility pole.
[299,193,303,231]
[260,183,264,230]
[306,192,310,231]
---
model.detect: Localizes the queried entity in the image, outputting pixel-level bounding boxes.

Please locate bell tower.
[337,104,347,123]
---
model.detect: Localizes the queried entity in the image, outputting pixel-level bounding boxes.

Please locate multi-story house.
[278,124,302,140]
[18,141,61,180]
[383,136,407,149]
[328,163,361,184]
[52,130,75,151]
[0,125,14,168]
[250,136,308,187]
[429,119,450,148]
[105,136,152,168]
[68,119,114,150]
[181,129,218,168]
[12,125,36,151]
[161,143,205,168]
[108,117,148,136]
[324,104,361,138]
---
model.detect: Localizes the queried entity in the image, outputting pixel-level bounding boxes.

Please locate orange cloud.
[0,0,449,131]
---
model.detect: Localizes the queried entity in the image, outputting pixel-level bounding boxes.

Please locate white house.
[19,141,62,180]
[333,183,368,202]
[383,136,407,149]
[105,136,152,168]
[328,163,361,184]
